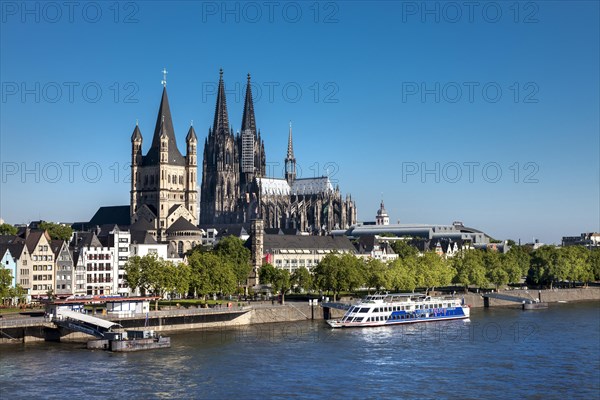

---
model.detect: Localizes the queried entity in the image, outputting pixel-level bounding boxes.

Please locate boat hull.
[327,313,469,328]
[110,337,171,352]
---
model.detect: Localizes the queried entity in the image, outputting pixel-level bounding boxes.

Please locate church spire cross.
[161,68,168,87]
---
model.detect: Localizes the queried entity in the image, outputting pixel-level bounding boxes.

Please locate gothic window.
[179,176,183,185]
[144,175,148,185]
[177,241,183,255]
[168,175,171,184]
[150,175,154,185]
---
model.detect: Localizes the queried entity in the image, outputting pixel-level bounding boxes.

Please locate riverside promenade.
[1,288,598,344]
[0,302,320,344]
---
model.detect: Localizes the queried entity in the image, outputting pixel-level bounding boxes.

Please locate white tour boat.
[327,293,470,328]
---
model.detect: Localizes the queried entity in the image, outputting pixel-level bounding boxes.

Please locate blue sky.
[0,1,598,244]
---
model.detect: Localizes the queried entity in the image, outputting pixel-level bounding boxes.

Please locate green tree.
[391,240,419,260]
[9,285,27,305]
[452,249,487,291]
[562,246,592,286]
[0,223,17,236]
[124,254,190,310]
[187,252,213,300]
[259,264,291,304]
[313,253,341,299]
[214,236,252,290]
[364,258,389,293]
[172,262,192,298]
[501,252,524,285]
[291,266,313,293]
[589,248,600,281]
[123,255,146,295]
[339,253,366,295]
[38,222,73,241]
[415,252,454,294]
[0,268,13,304]
[387,257,417,292]
[484,251,508,290]
[313,253,364,301]
[506,246,532,277]
[188,252,237,300]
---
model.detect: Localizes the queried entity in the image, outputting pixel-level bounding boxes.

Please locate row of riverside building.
[0,205,495,302]
[0,223,184,301]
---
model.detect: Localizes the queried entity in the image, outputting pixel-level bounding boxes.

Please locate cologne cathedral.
[130,69,356,236]
[200,70,356,233]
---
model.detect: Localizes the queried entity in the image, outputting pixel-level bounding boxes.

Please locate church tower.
[200,69,241,224]
[376,199,390,226]
[130,70,198,239]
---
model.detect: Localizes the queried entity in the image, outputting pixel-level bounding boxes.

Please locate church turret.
[185,123,198,221]
[285,121,296,184]
[159,116,169,164]
[186,123,197,166]
[131,123,143,165]
[130,123,143,218]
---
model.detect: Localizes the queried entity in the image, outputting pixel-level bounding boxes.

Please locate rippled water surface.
[1,301,599,399]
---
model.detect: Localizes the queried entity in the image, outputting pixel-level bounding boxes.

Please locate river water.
[1,301,598,399]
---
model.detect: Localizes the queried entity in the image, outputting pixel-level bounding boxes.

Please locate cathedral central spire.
[241,73,257,135]
[285,121,296,184]
[287,121,295,159]
[213,68,230,136]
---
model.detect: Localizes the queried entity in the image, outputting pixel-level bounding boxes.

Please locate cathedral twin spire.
[213,69,258,139]
[213,69,230,136]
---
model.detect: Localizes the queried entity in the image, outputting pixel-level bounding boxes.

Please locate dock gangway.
[53,310,122,338]
[481,292,547,309]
